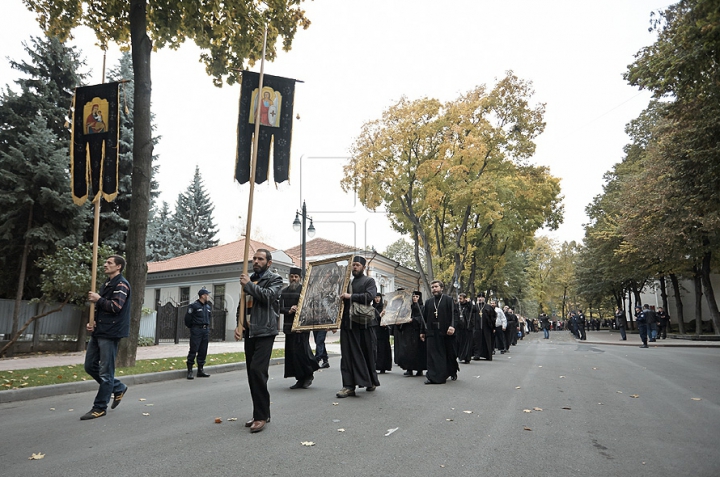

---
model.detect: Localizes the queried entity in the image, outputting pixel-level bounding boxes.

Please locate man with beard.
[394,291,427,376]
[374,293,392,373]
[455,293,475,364]
[472,294,495,361]
[234,249,283,433]
[336,256,380,398]
[280,267,319,389]
[421,280,458,384]
[504,306,519,352]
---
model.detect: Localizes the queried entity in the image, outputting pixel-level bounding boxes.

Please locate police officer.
[636,305,648,348]
[186,288,212,379]
[577,309,587,340]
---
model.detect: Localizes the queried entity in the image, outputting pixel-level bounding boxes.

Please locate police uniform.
[186,288,212,379]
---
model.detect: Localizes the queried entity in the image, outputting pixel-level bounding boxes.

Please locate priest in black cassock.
[280,267,319,389]
[374,293,392,373]
[336,256,381,398]
[394,291,427,377]
[473,294,496,361]
[421,280,459,384]
[455,293,476,364]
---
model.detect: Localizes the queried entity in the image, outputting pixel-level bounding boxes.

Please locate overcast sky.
[1,0,669,254]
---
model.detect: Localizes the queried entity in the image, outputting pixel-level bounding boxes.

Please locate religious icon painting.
[292,255,353,332]
[70,82,120,205]
[250,86,281,128]
[380,289,414,326]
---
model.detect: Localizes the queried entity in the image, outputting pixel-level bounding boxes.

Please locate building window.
[180,287,190,305]
[213,284,226,311]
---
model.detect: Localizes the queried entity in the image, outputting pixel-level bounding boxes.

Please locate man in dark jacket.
[615,307,627,340]
[577,310,587,340]
[185,288,212,379]
[656,307,669,339]
[336,256,380,398]
[81,255,131,420]
[235,249,283,433]
[636,305,649,348]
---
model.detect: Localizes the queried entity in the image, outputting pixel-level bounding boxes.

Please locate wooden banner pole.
[237,25,268,337]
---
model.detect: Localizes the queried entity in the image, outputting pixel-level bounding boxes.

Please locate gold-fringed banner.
[70,82,120,205]
[235,71,296,185]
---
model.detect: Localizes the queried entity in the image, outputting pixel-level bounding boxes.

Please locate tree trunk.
[9,207,33,357]
[669,273,685,334]
[693,266,703,337]
[118,0,153,368]
[658,275,669,312]
[700,251,720,335]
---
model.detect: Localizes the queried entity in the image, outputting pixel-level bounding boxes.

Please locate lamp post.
[292,201,316,273]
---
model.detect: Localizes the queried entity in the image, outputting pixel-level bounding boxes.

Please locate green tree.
[23,0,311,365]
[342,73,562,294]
[146,201,177,261]
[383,238,423,270]
[171,166,218,256]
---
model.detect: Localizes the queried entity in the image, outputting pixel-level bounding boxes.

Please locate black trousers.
[494,326,505,350]
[187,327,209,367]
[245,335,275,421]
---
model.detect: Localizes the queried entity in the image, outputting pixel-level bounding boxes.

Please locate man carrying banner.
[235,249,282,433]
[81,255,131,420]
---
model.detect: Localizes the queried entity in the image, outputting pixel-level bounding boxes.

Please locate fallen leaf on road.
[538,366,542,368]
[523,409,532,413]
[332,402,339,406]
[562,407,571,410]
[630,394,639,399]
[440,465,445,468]
[617,391,623,394]
[523,426,532,431]
[214,418,222,423]
[691,398,701,401]
[49,408,55,411]
[68,409,73,412]
[592,367,597,370]
[227,418,237,421]
[474,376,481,378]
[301,441,315,446]
[338,429,345,432]
[139,398,146,401]
[533,407,543,411]
[385,427,399,436]
[145,404,153,406]
[332,419,340,423]
[463,411,473,414]
[142,412,150,416]
[28,452,45,460]
[515,386,521,389]
[559,376,565,378]
[446,419,453,421]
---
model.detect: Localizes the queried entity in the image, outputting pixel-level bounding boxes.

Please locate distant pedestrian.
[540,313,550,339]
[615,307,627,341]
[81,255,131,420]
[656,307,669,339]
[493,300,507,354]
[636,305,648,348]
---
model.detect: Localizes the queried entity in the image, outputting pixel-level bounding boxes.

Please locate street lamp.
[293,201,315,273]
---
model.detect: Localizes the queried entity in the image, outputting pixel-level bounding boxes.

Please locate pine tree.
[98,52,160,252]
[146,201,178,261]
[0,37,90,307]
[171,166,218,256]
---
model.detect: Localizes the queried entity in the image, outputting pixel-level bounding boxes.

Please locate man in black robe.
[473,293,496,361]
[336,256,380,398]
[421,280,458,384]
[504,306,519,352]
[280,267,319,389]
[455,293,475,364]
[394,291,427,377]
[374,293,392,373]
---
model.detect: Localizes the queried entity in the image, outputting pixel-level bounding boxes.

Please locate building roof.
[284,237,360,262]
[148,238,278,273]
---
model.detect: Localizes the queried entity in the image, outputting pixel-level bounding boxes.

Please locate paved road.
[1,332,718,477]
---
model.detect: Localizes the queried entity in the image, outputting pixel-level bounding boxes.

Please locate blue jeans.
[543,328,549,339]
[84,336,125,411]
[313,330,328,362]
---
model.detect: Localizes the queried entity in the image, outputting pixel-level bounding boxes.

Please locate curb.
[0,357,286,404]
[576,338,720,348]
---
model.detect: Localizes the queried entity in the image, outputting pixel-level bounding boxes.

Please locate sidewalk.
[568,329,720,348]
[0,332,342,372]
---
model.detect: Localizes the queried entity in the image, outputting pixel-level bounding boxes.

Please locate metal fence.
[0,299,84,339]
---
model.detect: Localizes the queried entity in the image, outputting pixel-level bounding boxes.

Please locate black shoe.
[111,386,128,409]
[424,380,433,385]
[366,385,376,392]
[336,387,356,398]
[415,371,423,376]
[320,361,330,369]
[187,365,194,380]
[196,368,210,378]
[301,378,313,389]
[379,370,385,374]
[403,370,412,376]
[290,381,303,389]
[472,357,480,361]
[450,375,457,381]
[464,360,470,364]
[640,345,649,348]
[80,408,106,420]
[500,350,505,354]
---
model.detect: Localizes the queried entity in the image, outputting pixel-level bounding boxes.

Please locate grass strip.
[0,349,284,391]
